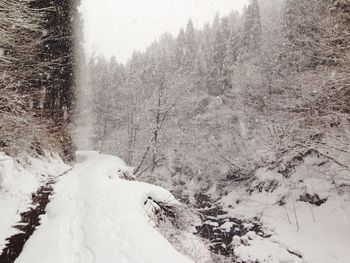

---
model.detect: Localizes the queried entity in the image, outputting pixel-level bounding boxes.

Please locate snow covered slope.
[221,157,350,263]
[0,152,69,252]
[15,151,194,263]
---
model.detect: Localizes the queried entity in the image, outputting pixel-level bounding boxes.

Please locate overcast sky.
[80,0,248,64]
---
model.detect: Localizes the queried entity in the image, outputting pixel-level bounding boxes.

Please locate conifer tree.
[185,19,197,70]
[240,0,262,58]
[175,28,186,70]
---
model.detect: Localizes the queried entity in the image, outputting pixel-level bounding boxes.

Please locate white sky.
[80,0,248,64]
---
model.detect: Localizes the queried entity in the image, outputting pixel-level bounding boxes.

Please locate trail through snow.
[15,151,194,263]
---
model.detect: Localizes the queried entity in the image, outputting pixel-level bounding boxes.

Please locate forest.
[80,0,350,194]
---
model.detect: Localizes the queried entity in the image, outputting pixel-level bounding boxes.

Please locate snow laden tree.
[30,0,82,159]
[0,0,80,158]
[30,1,77,118]
[240,0,262,59]
[86,55,126,154]
[184,19,198,72]
[212,16,231,93]
[175,28,187,71]
[133,37,180,175]
[0,0,44,154]
[275,0,350,154]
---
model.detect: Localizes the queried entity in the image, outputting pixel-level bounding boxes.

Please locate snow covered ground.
[0,152,69,252]
[221,156,350,263]
[2,150,349,263]
[13,151,194,263]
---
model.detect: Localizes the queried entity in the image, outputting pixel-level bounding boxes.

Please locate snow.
[3,150,349,263]
[235,236,303,263]
[14,151,194,263]
[264,196,350,263]
[219,221,235,232]
[175,232,211,263]
[223,191,350,263]
[0,152,69,252]
[221,157,350,263]
[204,220,219,227]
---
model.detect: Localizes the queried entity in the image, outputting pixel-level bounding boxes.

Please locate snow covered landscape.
[1,0,350,262]
[12,151,197,263]
[0,151,200,262]
[1,150,349,262]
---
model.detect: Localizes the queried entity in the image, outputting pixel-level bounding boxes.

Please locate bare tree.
[0,0,46,155]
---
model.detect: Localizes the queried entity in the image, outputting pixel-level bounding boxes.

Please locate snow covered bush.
[145,196,212,263]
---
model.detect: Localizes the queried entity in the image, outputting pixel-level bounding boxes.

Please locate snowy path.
[15,151,194,263]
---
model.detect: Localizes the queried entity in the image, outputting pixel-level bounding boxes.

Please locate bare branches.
[0,0,74,157]
[209,142,246,171]
[295,143,350,171]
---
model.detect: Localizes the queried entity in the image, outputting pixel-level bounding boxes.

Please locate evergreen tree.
[158,32,177,73]
[240,0,262,58]
[224,12,240,69]
[184,19,197,70]
[31,0,78,121]
[197,23,212,91]
[175,28,186,70]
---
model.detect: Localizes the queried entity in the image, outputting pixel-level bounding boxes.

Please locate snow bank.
[15,151,194,263]
[0,152,69,253]
[221,156,350,263]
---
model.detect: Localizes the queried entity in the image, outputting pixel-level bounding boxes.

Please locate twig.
[209,142,246,171]
[296,143,350,171]
[291,193,300,231]
[137,156,168,176]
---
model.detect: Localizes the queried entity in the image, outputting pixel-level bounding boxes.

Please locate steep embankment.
[12,151,197,263]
